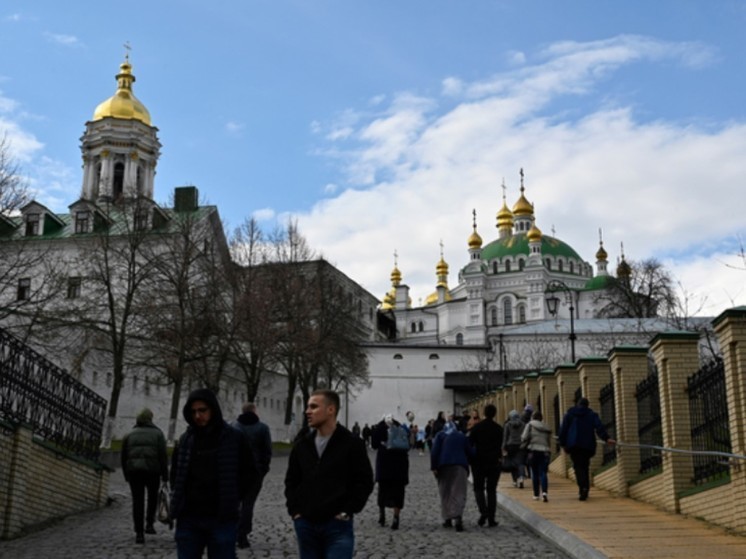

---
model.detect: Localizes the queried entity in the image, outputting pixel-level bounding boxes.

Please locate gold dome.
[381,289,396,311]
[596,243,608,261]
[436,256,449,275]
[496,200,513,229]
[92,59,152,125]
[467,230,482,249]
[512,186,534,217]
[390,265,402,286]
[527,223,542,242]
[424,287,452,306]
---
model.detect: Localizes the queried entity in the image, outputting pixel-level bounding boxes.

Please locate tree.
[0,134,30,214]
[597,258,678,319]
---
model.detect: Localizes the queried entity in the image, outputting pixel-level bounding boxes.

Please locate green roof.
[584,274,617,291]
[481,233,582,261]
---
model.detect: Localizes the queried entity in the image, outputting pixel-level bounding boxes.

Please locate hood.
[237,410,259,426]
[569,405,592,419]
[182,388,223,427]
[135,408,154,427]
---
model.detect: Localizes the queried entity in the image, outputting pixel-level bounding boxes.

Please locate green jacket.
[121,421,168,481]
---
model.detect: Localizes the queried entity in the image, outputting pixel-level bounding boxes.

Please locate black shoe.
[391,517,399,530]
[378,514,386,527]
[477,514,486,527]
[145,524,156,535]
[487,519,499,528]
[579,488,589,501]
[455,517,464,532]
[443,519,453,528]
[135,533,145,544]
[237,534,250,549]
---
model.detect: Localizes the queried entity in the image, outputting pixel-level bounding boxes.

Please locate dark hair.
[578,397,590,408]
[483,404,497,419]
[532,410,543,421]
[311,389,340,416]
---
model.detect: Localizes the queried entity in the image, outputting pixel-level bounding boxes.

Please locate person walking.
[502,410,526,488]
[121,408,169,544]
[558,397,616,501]
[430,416,473,532]
[521,410,552,502]
[371,415,410,530]
[231,402,272,549]
[468,404,503,528]
[170,388,254,559]
[285,389,374,559]
[362,423,372,448]
[352,421,361,439]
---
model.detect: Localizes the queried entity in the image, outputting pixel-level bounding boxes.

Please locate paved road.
[0,451,570,559]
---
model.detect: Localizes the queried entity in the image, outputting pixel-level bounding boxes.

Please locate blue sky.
[2,1,745,315]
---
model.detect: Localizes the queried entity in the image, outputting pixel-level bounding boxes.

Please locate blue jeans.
[529,451,550,496]
[175,515,237,559]
[293,517,354,559]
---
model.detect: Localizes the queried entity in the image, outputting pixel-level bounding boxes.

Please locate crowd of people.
[121,390,613,558]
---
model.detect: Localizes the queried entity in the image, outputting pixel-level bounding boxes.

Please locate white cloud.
[43,32,80,47]
[441,77,463,97]
[293,35,746,314]
[506,50,526,66]
[4,13,22,22]
[323,183,338,194]
[252,207,276,222]
[225,121,245,135]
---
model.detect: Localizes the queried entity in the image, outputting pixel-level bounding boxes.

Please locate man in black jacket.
[170,388,254,559]
[285,389,374,559]
[469,404,504,528]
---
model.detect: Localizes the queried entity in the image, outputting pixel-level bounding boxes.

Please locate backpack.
[388,424,410,451]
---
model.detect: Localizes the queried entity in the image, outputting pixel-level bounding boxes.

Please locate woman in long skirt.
[371,415,409,530]
[430,419,473,532]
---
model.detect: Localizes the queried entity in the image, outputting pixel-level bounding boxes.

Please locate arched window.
[505,260,511,273]
[569,261,575,274]
[545,258,551,270]
[518,305,526,324]
[493,261,498,274]
[558,260,564,272]
[518,258,525,270]
[393,354,403,360]
[113,162,125,199]
[94,161,102,197]
[136,165,144,195]
[456,333,464,346]
[429,354,440,360]
[491,307,498,326]
[503,298,513,325]
[418,321,424,332]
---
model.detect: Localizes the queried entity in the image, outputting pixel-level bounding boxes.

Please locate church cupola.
[616,242,632,283]
[496,179,514,239]
[467,209,483,260]
[381,251,403,311]
[511,169,534,235]
[80,52,161,204]
[596,229,609,276]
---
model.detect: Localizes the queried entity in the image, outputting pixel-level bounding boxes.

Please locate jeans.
[238,473,266,537]
[529,451,549,496]
[472,464,500,520]
[128,471,160,534]
[569,448,594,493]
[175,515,238,559]
[293,517,354,559]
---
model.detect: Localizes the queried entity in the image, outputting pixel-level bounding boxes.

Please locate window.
[570,261,575,274]
[493,262,498,274]
[393,354,403,360]
[456,333,464,346]
[558,260,564,272]
[134,210,148,231]
[113,162,125,198]
[17,278,31,301]
[545,259,552,270]
[429,354,440,360]
[25,213,40,236]
[491,307,498,326]
[505,260,511,272]
[503,298,513,325]
[518,305,526,324]
[75,211,90,234]
[418,321,424,332]
[518,258,525,270]
[67,277,82,299]
[411,323,416,333]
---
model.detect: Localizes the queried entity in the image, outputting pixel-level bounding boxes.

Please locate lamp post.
[544,279,577,363]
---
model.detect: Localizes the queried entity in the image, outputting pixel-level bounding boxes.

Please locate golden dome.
[390,265,402,286]
[92,59,152,125]
[512,186,534,217]
[424,287,452,306]
[496,200,513,229]
[467,230,482,249]
[436,256,449,275]
[381,289,396,310]
[527,223,542,242]
[596,243,608,261]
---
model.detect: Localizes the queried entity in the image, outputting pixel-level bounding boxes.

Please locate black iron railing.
[687,358,730,484]
[553,394,561,453]
[636,368,662,474]
[600,381,617,465]
[0,328,107,461]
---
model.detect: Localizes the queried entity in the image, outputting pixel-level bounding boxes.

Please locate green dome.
[584,275,617,291]
[481,233,582,261]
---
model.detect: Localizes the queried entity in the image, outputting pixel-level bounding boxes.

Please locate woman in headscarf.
[430,416,473,532]
[502,409,526,488]
[371,414,410,530]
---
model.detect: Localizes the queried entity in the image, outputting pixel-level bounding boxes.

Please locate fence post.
[650,331,700,513]
[538,369,560,458]
[577,357,613,481]
[523,373,540,411]
[1,424,32,539]
[713,307,746,532]
[608,346,650,497]
[550,363,580,477]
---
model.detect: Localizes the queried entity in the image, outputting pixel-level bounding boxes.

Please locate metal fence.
[636,368,662,474]
[599,381,617,466]
[0,328,107,461]
[687,357,730,484]
[553,394,561,453]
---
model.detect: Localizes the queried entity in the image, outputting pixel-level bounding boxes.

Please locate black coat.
[469,418,504,469]
[371,421,409,485]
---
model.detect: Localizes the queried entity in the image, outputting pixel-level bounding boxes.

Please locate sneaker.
[512,481,518,487]
[532,495,539,500]
[518,477,524,489]
[487,519,499,528]
[135,533,145,544]
[443,519,453,528]
[542,492,548,502]
[477,514,486,527]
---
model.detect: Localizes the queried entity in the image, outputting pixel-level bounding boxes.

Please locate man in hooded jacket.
[170,388,254,558]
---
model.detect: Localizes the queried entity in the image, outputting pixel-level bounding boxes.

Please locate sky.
[1,1,745,316]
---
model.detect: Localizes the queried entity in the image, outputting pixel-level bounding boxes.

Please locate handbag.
[157,481,172,528]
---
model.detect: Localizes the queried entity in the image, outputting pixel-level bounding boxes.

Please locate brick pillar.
[650,331,700,513]
[538,369,560,458]
[1,424,32,539]
[523,373,540,411]
[511,376,525,411]
[608,346,650,496]
[551,364,580,477]
[577,357,613,478]
[713,307,746,532]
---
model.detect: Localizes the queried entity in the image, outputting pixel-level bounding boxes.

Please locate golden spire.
[381,250,402,311]
[616,241,631,279]
[390,249,402,286]
[496,178,514,230]
[596,228,608,261]
[436,240,449,277]
[467,209,483,249]
[512,168,534,217]
[92,50,152,125]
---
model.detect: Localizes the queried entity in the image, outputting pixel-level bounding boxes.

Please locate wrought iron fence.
[636,368,662,474]
[0,328,107,461]
[553,394,561,453]
[687,357,730,484]
[599,381,616,465]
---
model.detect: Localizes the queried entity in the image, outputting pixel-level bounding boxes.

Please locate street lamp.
[544,279,577,363]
